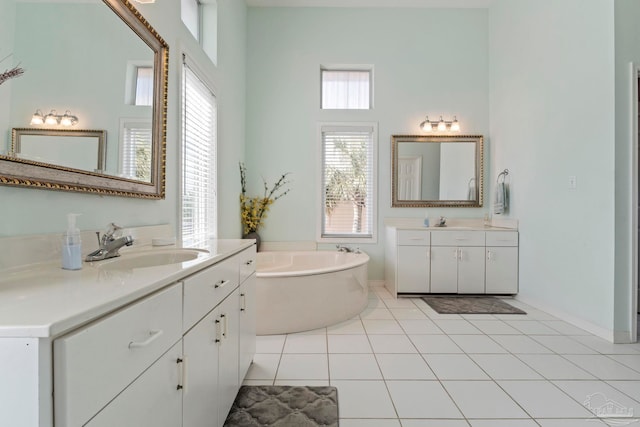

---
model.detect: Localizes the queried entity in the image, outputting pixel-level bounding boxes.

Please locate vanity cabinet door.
[397,246,430,293]
[430,247,458,293]
[457,247,486,294]
[183,308,220,427]
[486,246,519,294]
[239,274,256,383]
[218,289,240,427]
[85,342,182,427]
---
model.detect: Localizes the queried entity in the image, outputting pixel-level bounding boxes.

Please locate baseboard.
[515,294,615,342]
[368,280,385,288]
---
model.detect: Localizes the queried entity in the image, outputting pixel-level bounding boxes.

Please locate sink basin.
[94,248,209,270]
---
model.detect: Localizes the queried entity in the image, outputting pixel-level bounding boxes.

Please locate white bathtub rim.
[256,250,369,278]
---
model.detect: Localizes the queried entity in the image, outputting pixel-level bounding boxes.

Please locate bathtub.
[256,250,369,335]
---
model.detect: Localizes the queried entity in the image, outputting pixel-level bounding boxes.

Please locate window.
[321,68,372,109]
[134,66,153,106]
[120,120,152,181]
[181,57,217,245]
[181,0,218,65]
[319,123,377,242]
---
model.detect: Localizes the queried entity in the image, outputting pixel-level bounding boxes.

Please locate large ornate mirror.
[391,134,483,207]
[0,0,168,198]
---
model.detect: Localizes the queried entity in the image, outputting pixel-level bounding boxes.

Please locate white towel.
[467,178,476,201]
[493,182,508,215]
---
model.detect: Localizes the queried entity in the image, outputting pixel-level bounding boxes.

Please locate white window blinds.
[321,70,371,109]
[321,124,376,239]
[182,59,217,246]
[121,121,152,181]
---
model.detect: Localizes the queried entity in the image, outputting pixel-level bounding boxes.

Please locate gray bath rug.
[224,385,339,427]
[422,295,526,315]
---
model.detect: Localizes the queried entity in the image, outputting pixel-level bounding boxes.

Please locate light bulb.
[437,116,447,131]
[30,110,44,125]
[60,110,77,126]
[420,116,432,132]
[451,116,460,132]
[44,110,58,125]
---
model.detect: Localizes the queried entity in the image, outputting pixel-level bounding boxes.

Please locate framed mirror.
[391,134,483,207]
[0,0,168,198]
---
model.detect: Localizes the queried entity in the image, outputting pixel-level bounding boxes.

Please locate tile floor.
[244,288,640,426]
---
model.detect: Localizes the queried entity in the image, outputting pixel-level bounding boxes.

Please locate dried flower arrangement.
[239,162,291,235]
[0,55,24,87]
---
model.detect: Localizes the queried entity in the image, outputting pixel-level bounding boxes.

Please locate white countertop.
[0,239,254,339]
[384,217,518,231]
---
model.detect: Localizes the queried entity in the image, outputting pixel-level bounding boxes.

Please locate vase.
[242,231,261,251]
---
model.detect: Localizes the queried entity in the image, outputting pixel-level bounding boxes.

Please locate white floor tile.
[329,354,382,380]
[442,381,528,418]
[552,380,640,418]
[516,354,595,380]
[468,320,521,335]
[276,354,328,380]
[330,380,396,418]
[410,334,464,353]
[363,319,405,334]
[389,308,427,319]
[244,353,281,380]
[386,380,462,418]
[541,320,592,335]
[375,354,435,379]
[368,334,417,353]
[606,354,640,372]
[289,327,327,335]
[401,421,470,427]
[570,335,640,355]
[327,318,366,334]
[383,298,418,309]
[535,420,607,426]
[490,335,554,354]
[530,335,598,354]
[469,354,543,380]
[360,308,395,320]
[562,354,640,380]
[461,313,497,320]
[423,354,489,380]
[340,419,401,427]
[505,320,562,335]
[255,335,286,353]
[497,380,595,418]
[327,334,372,353]
[374,288,395,299]
[606,380,640,401]
[273,379,329,386]
[469,420,538,427]
[242,379,273,386]
[449,335,508,354]
[283,334,327,353]
[433,319,482,334]
[398,319,443,334]
[368,298,387,309]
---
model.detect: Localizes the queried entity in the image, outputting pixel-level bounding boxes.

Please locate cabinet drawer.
[238,246,257,284]
[54,283,182,427]
[431,231,485,246]
[397,229,430,246]
[183,256,238,332]
[486,231,519,247]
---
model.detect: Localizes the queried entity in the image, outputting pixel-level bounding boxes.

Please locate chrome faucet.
[85,223,134,262]
[336,245,360,254]
[437,216,447,227]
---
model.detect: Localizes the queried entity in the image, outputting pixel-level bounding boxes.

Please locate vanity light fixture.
[133,0,156,3]
[31,109,79,127]
[420,115,461,132]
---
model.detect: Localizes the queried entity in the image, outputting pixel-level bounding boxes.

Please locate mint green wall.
[489,0,616,334]
[246,7,490,279]
[0,0,246,239]
[0,0,16,147]
[614,0,640,339]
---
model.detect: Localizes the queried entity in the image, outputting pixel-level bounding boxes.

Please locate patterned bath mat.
[224,385,339,427]
[422,295,526,315]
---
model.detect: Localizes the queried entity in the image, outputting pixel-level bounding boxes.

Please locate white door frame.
[631,62,639,342]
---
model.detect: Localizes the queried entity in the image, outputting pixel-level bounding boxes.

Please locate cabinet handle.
[240,293,246,311]
[487,250,493,260]
[409,237,424,241]
[426,250,431,260]
[245,259,254,266]
[129,329,163,349]
[455,237,469,241]
[214,279,229,289]
[458,249,463,260]
[177,357,186,391]
[221,314,228,339]
[452,249,458,259]
[215,319,221,343]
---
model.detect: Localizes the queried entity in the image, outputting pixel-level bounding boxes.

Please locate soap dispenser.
[62,213,82,270]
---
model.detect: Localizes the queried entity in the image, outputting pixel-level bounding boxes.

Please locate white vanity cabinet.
[238,248,257,383]
[385,225,518,297]
[485,232,519,294]
[431,231,486,294]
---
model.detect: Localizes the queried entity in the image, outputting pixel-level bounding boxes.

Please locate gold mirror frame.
[0,0,168,199]
[391,134,484,208]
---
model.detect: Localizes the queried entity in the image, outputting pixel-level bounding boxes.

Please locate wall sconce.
[420,115,461,132]
[30,109,78,127]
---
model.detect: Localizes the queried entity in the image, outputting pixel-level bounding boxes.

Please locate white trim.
[246,0,493,8]
[316,121,378,244]
[631,62,639,343]
[368,280,386,288]
[515,294,614,342]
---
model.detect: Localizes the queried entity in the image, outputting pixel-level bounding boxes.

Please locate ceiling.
[245,0,493,8]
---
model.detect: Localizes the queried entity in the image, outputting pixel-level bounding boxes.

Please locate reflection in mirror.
[0,0,168,198]
[12,128,106,174]
[392,135,483,208]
